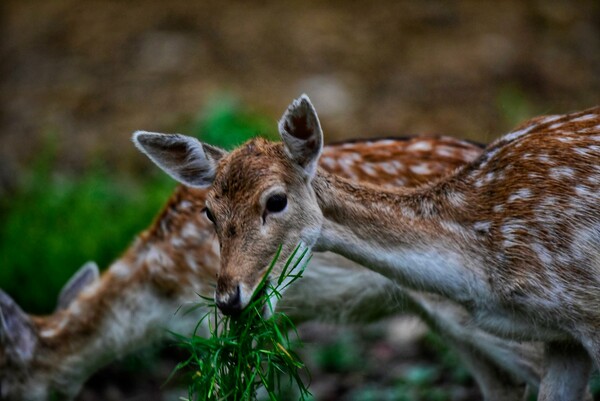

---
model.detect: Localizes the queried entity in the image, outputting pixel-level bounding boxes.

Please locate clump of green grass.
[173,245,312,401]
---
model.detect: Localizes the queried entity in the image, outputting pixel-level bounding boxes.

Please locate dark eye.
[203,207,216,224]
[266,194,287,213]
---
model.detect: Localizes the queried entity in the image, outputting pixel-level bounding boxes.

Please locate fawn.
[135,96,600,400]
[0,136,549,400]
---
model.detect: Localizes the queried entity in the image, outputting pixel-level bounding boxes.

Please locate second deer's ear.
[55,261,99,311]
[278,94,323,179]
[0,289,37,366]
[133,132,227,188]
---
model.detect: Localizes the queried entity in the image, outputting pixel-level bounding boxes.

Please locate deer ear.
[55,261,99,311]
[133,131,227,188]
[0,290,37,365]
[278,94,323,179]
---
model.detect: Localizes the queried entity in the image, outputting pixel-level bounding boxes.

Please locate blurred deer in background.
[136,96,600,400]
[2,136,547,401]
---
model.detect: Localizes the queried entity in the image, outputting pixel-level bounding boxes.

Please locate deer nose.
[216,285,242,316]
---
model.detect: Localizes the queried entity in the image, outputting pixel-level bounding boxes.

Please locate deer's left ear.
[278,94,323,179]
[0,290,37,365]
[55,261,99,311]
[133,131,227,188]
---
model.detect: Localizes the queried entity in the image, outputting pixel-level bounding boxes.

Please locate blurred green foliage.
[496,85,534,128]
[190,95,278,150]
[0,159,174,314]
[314,332,363,373]
[0,95,273,314]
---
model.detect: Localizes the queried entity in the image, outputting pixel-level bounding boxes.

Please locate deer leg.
[405,292,536,401]
[537,341,592,401]
[444,338,528,401]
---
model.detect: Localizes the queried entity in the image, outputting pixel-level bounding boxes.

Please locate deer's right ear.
[0,290,37,365]
[278,94,324,179]
[133,131,227,188]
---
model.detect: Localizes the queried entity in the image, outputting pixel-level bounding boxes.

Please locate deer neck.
[33,186,216,393]
[312,170,490,303]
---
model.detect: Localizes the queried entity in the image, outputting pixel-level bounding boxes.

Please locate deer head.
[134,95,329,316]
[0,262,99,400]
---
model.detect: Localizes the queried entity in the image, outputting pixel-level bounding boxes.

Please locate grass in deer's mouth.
[173,245,312,401]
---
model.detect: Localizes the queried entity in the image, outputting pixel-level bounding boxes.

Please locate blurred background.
[1,1,599,400]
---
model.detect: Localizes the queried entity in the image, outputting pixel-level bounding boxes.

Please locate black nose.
[216,285,242,316]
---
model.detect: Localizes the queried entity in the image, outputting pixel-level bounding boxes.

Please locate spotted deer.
[0,136,552,401]
[135,96,600,400]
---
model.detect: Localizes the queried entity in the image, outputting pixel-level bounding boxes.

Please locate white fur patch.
[507,188,532,203]
[182,222,201,239]
[407,141,433,152]
[409,163,432,175]
[549,167,576,180]
[503,124,537,142]
[110,261,133,279]
[473,221,492,233]
[571,113,597,122]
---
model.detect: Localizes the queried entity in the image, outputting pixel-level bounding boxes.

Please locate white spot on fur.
[391,160,405,170]
[435,146,457,158]
[539,115,561,124]
[145,247,174,268]
[379,162,399,175]
[360,164,378,177]
[538,154,551,164]
[549,167,576,180]
[440,220,464,234]
[574,147,591,157]
[407,141,432,152]
[548,122,564,130]
[508,188,532,203]
[575,185,594,198]
[182,222,201,239]
[171,236,185,247]
[110,261,133,279]
[40,318,69,338]
[504,124,537,142]
[321,156,337,169]
[338,159,356,178]
[484,172,495,183]
[184,253,200,273]
[571,113,597,122]
[473,221,491,233]
[374,139,397,146]
[179,201,192,210]
[447,191,466,207]
[409,163,432,175]
[500,219,529,248]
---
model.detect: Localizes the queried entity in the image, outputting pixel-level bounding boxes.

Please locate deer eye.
[203,207,216,224]
[265,193,287,213]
